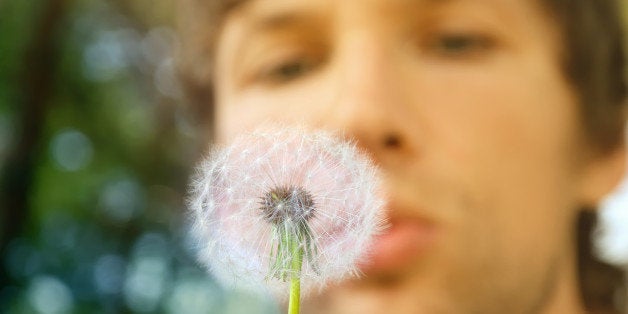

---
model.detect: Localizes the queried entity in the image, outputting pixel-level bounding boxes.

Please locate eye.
[257,56,321,84]
[425,32,495,59]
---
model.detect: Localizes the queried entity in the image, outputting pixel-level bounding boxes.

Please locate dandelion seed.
[187,125,386,306]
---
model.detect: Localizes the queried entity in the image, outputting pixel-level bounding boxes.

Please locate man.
[178,0,627,313]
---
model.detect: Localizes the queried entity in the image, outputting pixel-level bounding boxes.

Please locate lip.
[358,216,437,275]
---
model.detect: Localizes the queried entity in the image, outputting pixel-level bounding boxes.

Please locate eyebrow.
[222,0,250,12]
[244,7,326,35]
[234,0,474,36]
[253,12,315,32]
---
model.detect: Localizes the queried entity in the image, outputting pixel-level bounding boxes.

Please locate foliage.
[0,0,277,313]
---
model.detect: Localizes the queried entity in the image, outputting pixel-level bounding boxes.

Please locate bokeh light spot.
[4,239,42,280]
[82,28,139,81]
[27,275,74,314]
[50,129,93,172]
[222,290,279,314]
[94,254,126,295]
[165,269,221,314]
[124,256,169,313]
[99,177,145,223]
[132,232,169,258]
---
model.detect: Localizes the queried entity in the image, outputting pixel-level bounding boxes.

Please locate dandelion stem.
[288,234,303,314]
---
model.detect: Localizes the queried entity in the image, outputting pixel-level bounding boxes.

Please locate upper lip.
[383,197,437,228]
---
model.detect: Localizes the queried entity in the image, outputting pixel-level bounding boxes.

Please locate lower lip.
[359,219,436,274]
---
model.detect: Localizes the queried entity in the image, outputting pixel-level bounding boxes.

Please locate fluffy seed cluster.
[187,125,385,299]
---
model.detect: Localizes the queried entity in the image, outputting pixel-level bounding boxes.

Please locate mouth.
[358,215,437,275]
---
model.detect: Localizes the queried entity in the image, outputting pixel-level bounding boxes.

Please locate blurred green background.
[0,0,278,313]
[0,1,627,314]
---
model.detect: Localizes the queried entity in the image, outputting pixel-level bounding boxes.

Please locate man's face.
[211,0,608,312]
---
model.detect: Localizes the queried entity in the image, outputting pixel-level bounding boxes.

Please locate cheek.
[421,56,583,206]
[410,68,583,305]
[482,75,580,214]
[415,58,584,260]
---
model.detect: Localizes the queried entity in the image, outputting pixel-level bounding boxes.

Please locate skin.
[211,0,626,313]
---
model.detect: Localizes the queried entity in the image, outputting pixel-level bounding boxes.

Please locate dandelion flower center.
[260,186,316,224]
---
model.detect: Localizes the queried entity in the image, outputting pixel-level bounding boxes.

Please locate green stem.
[288,235,303,314]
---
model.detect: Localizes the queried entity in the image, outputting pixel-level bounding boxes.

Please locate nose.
[323,35,417,163]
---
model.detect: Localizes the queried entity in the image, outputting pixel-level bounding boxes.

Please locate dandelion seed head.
[188,125,386,299]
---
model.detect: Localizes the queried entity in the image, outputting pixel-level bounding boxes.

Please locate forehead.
[226,0,547,23]
[220,0,555,41]
[216,0,559,58]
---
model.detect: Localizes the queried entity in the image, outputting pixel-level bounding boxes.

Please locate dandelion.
[187,125,385,312]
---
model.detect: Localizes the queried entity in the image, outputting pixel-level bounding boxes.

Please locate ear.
[578,143,626,208]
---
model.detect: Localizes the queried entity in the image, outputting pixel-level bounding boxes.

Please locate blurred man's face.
[212,0,619,313]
